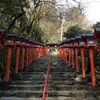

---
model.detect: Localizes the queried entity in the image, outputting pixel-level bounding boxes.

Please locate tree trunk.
[7,12,25,33]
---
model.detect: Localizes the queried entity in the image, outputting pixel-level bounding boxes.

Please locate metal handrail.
[42,57,52,100]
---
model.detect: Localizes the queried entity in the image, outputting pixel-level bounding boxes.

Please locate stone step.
[1,96,99,100]
[4,85,44,91]
[21,72,75,76]
[11,81,44,85]
[49,85,88,91]
[10,83,94,88]
[25,70,72,73]
[50,72,75,74]
[50,71,75,73]
[11,73,75,81]
[8,84,100,91]
[48,91,100,98]
[16,74,45,81]
[0,97,41,100]
[49,81,75,85]
[47,96,80,100]
[14,76,74,81]
[11,80,76,85]
[25,70,47,73]
[26,70,47,73]
[49,76,74,79]
[27,67,69,70]
[0,90,99,97]
[47,96,98,100]
[21,72,45,75]
[50,70,69,72]
[49,78,74,81]
[9,85,43,87]
[0,91,43,98]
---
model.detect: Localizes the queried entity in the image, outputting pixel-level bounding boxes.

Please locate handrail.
[42,57,52,100]
[0,32,49,81]
[58,33,97,87]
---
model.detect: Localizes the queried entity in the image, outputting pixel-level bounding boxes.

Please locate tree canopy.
[0,0,90,43]
[63,25,84,39]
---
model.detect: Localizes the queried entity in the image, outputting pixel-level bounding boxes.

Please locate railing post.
[81,48,86,78]
[5,47,12,81]
[61,49,62,59]
[63,49,64,60]
[37,47,39,59]
[62,48,64,60]
[39,47,41,58]
[15,47,20,73]
[21,47,25,70]
[65,48,68,63]
[75,48,79,72]
[34,48,36,60]
[72,49,74,68]
[59,48,60,57]
[29,47,31,64]
[47,48,49,54]
[60,48,62,59]
[32,48,35,61]
[68,48,71,66]
[64,48,67,62]
[30,47,33,63]
[26,48,29,67]
[89,48,96,86]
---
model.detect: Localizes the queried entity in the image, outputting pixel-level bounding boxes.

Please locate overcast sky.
[85,0,100,23]
[57,0,100,23]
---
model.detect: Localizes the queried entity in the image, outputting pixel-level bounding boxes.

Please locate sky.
[85,0,100,23]
[57,0,100,24]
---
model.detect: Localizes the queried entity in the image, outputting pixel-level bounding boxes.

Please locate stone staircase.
[0,53,100,100]
[47,56,100,100]
[0,55,50,100]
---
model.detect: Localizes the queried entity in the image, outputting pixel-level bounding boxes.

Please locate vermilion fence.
[0,31,48,81]
[58,22,100,87]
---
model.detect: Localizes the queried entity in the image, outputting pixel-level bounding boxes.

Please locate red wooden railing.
[42,57,52,100]
[58,22,100,87]
[0,31,49,82]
